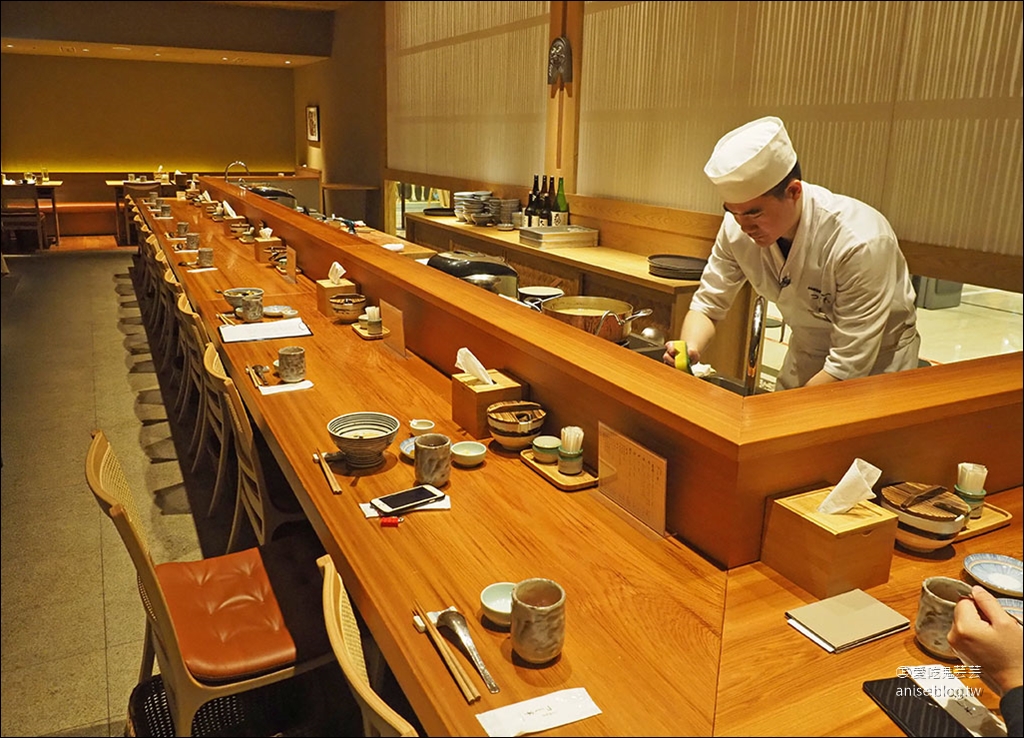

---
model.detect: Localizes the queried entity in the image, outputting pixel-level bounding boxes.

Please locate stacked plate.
[647,255,707,280]
[453,192,489,223]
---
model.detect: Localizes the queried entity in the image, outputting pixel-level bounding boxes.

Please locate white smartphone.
[369,484,445,515]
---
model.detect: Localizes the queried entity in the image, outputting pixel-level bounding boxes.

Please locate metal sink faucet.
[224,160,250,184]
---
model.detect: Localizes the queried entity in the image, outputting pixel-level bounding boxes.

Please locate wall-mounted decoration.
[306,105,320,142]
[548,36,572,87]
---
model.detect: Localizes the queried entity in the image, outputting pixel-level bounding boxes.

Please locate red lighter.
[380,516,404,528]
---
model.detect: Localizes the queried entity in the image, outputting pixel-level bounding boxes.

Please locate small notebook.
[786,588,909,653]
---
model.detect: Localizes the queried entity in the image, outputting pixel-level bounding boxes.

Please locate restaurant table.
[140,195,1024,737]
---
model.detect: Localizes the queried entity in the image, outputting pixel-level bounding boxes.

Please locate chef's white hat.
[704,116,798,203]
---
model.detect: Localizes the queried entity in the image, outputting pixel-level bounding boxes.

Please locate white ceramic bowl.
[480,582,514,627]
[410,418,435,436]
[326,412,400,468]
[894,524,958,553]
[531,435,561,464]
[452,441,487,467]
[222,287,264,309]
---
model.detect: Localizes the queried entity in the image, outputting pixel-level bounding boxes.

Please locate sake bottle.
[524,174,540,227]
[552,176,569,226]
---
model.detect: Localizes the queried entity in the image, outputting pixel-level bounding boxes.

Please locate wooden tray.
[351,324,390,341]
[520,448,598,491]
[955,502,1012,542]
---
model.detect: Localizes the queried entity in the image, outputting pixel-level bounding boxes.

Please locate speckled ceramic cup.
[915,576,972,660]
[511,578,566,664]
[414,433,450,487]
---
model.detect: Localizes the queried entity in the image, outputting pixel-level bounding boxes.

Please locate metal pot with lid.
[541,296,653,343]
[426,250,519,298]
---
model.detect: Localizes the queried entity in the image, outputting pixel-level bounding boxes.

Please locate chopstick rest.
[314,448,344,495]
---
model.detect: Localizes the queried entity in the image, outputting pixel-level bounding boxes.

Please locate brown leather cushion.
[156,532,329,683]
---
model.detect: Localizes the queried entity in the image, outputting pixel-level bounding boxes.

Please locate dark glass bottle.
[552,176,569,226]
[525,174,540,227]
[539,175,552,226]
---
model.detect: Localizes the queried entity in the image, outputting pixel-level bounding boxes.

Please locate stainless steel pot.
[541,296,653,342]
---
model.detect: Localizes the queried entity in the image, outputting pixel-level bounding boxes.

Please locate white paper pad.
[258,380,313,396]
[187,267,218,273]
[219,317,313,343]
[358,497,451,518]
[476,688,602,737]
[175,249,198,254]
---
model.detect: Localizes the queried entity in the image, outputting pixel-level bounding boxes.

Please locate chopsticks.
[314,447,343,495]
[413,600,481,703]
[244,365,264,388]
[218,312,237,326]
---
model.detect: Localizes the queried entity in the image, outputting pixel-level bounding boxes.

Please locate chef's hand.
[664,311,716,369]
[947,585,1023,696]
[663,340,699,371]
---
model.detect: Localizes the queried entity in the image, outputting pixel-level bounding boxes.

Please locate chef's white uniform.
[690,183,920,390]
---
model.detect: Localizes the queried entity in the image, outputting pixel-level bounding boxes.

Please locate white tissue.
[328,261,346,285]
[817,458,882,514]
[381,243,405,252]
[222,201,237,218]
[455,347,494,385]
[201,190,213,202]
[259,227,273,239]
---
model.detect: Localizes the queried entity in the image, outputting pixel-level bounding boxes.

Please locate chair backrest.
[2,183,41,213]
[85,430,189,683]
[124,182,161,201]
[201,342,230,442]
[220,369,272,543]
[318,555,418,738]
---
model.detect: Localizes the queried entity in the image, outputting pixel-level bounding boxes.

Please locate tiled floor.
[0,250,380,737]
[1,248,1020,736]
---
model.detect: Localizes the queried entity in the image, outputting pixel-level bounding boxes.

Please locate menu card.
[786,588,909,653]
[218,317,313,343]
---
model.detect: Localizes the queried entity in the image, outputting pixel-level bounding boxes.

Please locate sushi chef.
[664,116,921,390]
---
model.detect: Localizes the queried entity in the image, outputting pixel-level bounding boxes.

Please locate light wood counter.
[144,187,1024,736]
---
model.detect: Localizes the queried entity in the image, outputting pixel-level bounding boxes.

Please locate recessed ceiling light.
[82,48,89,52]
[112,46,132,51]
[222,57,228,61]
[285,60,291,65]
[5,44,13,49]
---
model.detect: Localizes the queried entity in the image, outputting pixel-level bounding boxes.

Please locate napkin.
[328,261,346,284]
[258,379,313,396]
[186,267,218,274]
[222,201,237,218]
[456,347,494,385]
[259,227,273,239]
[381,243,405,252]
[201,190,213,202]
[476,688,602,737]
[817,458,881,513]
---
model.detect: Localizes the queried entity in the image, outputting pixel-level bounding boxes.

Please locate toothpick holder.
[316,278,358,316]
[451,369,528,439]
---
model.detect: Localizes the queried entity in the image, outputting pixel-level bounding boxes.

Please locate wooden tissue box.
[223,215,246,225]
[761,487,897,599]
[451,369,528,439]
[253,236,282,262]
[316,278,358,316]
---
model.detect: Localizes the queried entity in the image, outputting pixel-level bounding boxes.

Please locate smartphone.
[369,484,445,515]
[862,677,972,737]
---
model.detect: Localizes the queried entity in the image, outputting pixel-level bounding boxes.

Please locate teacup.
[238,293,263,323]
[277,346,306,383]
[915,576,972,660]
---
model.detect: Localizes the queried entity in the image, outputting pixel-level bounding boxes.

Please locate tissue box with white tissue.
[761,460,897,598]
[451,360,527,439]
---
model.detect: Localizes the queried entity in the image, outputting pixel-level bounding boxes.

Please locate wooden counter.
[146,188,1023,736]
[199,176,1022,571]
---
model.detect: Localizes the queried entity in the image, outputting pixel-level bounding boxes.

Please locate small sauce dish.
[480,581,514,627]
[531,435,561,464]
[410,418,435,436]
[452,441,487,467]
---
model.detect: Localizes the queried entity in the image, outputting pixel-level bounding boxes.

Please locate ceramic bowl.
[480,582,514,627]
[531,435,561,464]
[488,427,541,452]
[222,287,264,309]
[894,523,958,553]
[470,212,493,226]
[330,293,367,323]
[452,441,487,467]
[486,401,546,435]
[326,412,400,468]
[409,418,435,436]
[963,553,1024,597]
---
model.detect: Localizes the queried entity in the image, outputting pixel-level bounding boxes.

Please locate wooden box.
[254,236,282,263]
[451,369,528,439]
[316,278,358,316]
[223,215,246,225]
[761,487,897,599]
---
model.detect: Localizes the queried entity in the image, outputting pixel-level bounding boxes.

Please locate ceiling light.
[112,46,132,51]
[285,60,291,65]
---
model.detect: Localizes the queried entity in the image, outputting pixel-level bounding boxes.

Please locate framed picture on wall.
[306,105,320,142]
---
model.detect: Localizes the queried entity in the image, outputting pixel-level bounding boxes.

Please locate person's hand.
[948,585,1023,696]
[663,339,699,371]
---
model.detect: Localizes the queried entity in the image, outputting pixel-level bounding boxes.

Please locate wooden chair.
[196,342,234,517]
[124,182,161,246]
[318,555,418,737]
[1,183,47,252]
[220,372,310,553]
[173,293,208,448]
[85,429,333,736]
